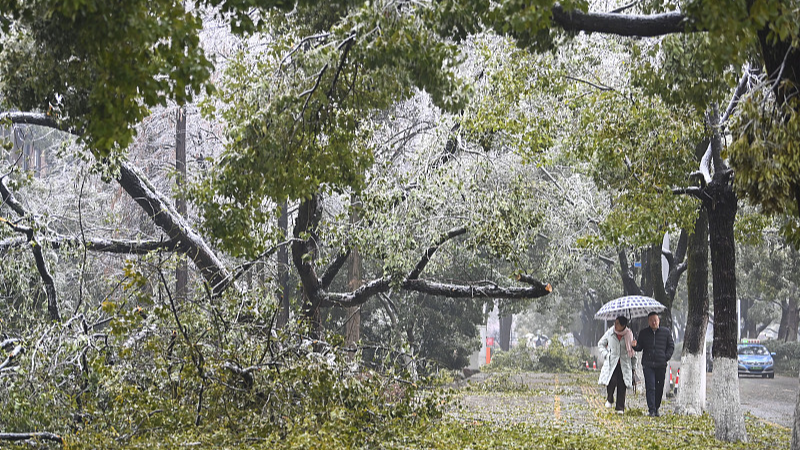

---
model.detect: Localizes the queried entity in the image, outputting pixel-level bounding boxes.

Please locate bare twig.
[564,75,615,92]
[279,32,332,68]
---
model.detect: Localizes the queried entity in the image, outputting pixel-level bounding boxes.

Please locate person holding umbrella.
[597,315,636,414]
[633,311,675,417]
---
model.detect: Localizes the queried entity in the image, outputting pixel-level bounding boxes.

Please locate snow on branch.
[552,3,689,37]
[0,175,60,320]
[2,110,236,298]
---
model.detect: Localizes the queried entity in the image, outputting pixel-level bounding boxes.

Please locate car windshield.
[738,345,768,356]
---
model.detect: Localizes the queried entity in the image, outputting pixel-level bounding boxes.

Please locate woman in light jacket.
[597,315,637,414]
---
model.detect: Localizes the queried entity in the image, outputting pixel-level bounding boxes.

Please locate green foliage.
[762,340,800,377]
[0,295,444,449]
[0,0,214,156]
[684,0,799,49]
[730,96,800,247]
[459,35,562,161]
[568,89,702,247]
[535,337,588,373]
[484,339,589,374]
[472,372,532,393]
[630,33,740,113]
[483,344,538,373]
[192,3,468,257]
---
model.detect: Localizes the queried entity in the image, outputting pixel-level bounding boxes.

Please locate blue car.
[737,343,775,378]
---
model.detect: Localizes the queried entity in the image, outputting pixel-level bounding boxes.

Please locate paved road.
[668,362,797,429]
[736,374,797,429]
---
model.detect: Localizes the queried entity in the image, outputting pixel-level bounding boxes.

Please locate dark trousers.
[643,365,666,413]
[606,362,627,411]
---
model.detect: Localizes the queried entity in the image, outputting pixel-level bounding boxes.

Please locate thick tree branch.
[51,235,181,254]
[117,162,233,296]
[698,67,753,183]
[2,231,181,255]
[674,228,689,265]
[618,249,642,295]
[326,277,552,307]
[406,226,467,280]
[672,186,704,199]
[30,241,59,321]
[552,3,690,37]
[291,201,552,309]
[3,111,235,298]
[292,196,326,310]
[321,248,351,289]
[0,111,74,134]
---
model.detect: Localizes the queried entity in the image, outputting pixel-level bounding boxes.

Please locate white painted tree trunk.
[792,367,800,450]
[709,357,747,442]
[675,341,707,415]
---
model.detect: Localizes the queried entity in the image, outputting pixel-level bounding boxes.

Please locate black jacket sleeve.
[664,328,675,361]
[632,327,647,352]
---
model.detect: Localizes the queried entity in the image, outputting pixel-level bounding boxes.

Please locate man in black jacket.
[632,311,674,417]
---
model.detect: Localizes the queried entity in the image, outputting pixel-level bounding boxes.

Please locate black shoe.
[654,409,660,417]
[648,411,656,417]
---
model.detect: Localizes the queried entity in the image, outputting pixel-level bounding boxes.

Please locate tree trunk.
[650,243,673,330]
[676,206,709,415]
[175,106,188,302]
[740,297,755,338]
[787,297,800,342]
[779,299,791,341]
[576,290,604,347]
[345,199,362,347]
[499,314,513,351]
[277,201,290,329]
[640,247,654,297]
[618,249,642,295]
[292,195,324,335]
[704,106,747,443]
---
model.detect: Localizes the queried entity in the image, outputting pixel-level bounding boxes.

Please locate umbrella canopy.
[594,295,666,321]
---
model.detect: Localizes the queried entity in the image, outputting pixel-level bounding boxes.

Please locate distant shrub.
[762,340,800,377]
[483,336,590,373]
[535,336,589,373]
[483,342,537,372]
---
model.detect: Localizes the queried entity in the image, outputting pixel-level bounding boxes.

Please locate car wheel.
[768,373,774,379]
[762,374,767,378]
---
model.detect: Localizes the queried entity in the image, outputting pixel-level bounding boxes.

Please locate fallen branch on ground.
[0,432,63,444]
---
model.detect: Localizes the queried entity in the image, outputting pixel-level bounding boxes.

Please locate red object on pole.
[486,347,491,365]
[676,368,680,387]
[585,361,589,370]
[669,365,673,383]
[592,361,596,370]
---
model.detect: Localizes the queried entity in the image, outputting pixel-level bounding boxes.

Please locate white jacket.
[597,327,634,388]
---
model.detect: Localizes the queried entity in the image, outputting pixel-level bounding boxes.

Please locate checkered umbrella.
[594,295,666,321]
